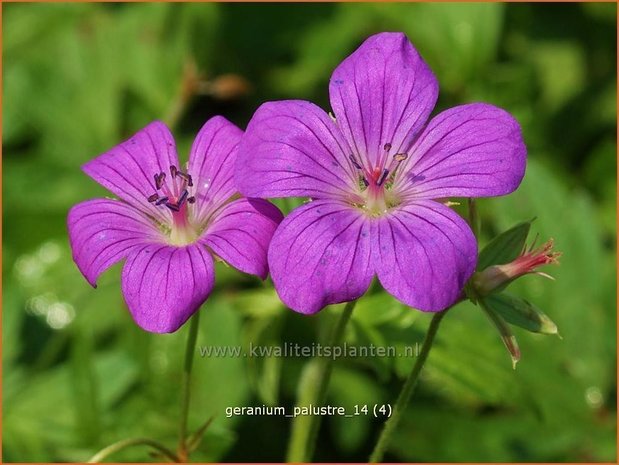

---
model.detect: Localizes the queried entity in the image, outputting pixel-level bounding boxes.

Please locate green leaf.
[484,293,559,336]
[477,219,532,270]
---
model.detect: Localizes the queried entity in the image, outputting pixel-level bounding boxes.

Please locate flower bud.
[473,239,561,296]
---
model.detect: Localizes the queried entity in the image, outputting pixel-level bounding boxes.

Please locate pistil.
[349,145,409,216]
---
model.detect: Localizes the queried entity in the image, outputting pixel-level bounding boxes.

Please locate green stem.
[87,438,179,463]
[369,309,449,463]
[286,300,357,462]
[467,198,480,238]
[177,312,201,462]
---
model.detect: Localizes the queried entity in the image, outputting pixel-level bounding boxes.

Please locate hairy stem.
[177,311,201,462]
[286,300,357,462]
[369,309,449,463]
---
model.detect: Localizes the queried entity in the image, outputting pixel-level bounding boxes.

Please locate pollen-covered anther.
[394,153,408,162]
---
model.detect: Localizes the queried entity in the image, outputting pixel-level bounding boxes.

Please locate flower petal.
[329,32,438,167]
[188,116,244,224]
[67,199,162,287]
[121,243,215,333]
[375,200,477,311]
[201,198,284,279]
[268,200,373,314]
[82,121,179,224]
[236,100,357,200]
[396,103,527,199]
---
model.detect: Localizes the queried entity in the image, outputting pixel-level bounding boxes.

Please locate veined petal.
[329,32,438,167]
[396,103,526,199]
[201,198,283,279]
[82,121,179,224]
[375,200,477,311]
[268,200,373,314]
[236,100,357,200]
[188,116,244,225]
[121,243,215,333]
[67,199,162,287]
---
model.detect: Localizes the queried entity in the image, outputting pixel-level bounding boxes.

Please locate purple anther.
[377,169,389,186]
[155,196,169,206]
[147,193,159,203]
[178,189,189,207]
[383,142,392,152]
[362,178,369,187]
[170,165,178,177]
[176,171,194,187]
[349,154,363,170]
[187,196,196,204]
[154,172,166,190]
[165,202,180,212]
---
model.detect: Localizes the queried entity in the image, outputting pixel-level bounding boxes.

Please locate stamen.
[384,152,409,178]
[166,202,180,212]
[362,178,369,187]
[377,169,389,186]
[150,167,196,215]
[177,189,189,207]
[177,171,193,187]
[154,172,166,190]
[383,143,392,152]
[394,153,408,162]
[349,154,363,170]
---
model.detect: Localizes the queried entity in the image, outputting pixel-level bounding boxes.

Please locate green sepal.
[479,299,521,369]
[484,293,559,336]
[477,219,534,270]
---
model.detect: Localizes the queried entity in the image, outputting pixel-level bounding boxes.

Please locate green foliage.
[477,220,532,271]
[3,2,616,463]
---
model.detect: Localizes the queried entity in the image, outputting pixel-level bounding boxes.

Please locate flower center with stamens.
[147,165,198,245]
[349,143,408,216]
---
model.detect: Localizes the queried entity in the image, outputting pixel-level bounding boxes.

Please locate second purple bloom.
[236,32,527,314]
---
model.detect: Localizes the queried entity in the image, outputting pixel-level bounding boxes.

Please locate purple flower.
[68,117,283,333]
[236,32,526,315]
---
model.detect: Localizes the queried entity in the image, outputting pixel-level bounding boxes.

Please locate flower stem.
[369,309,449,463]
[87,438,179,463]
[467,198,480,238]
[286,300,357,462]
[177,311,201,462]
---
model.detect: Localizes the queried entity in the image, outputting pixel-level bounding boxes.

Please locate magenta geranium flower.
[235,32,526,314]
[68,117,283,333]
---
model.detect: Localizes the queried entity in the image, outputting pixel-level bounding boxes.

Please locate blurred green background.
[3,2,617,462]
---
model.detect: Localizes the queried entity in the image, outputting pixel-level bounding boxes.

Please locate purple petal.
[82,121,179,224]
[268,200,373,314]
[329,32,438,167]
[188,116,244,224]
[121,243,215,333]
[396,103,527,199]
[375,200,477,311]
[201,198,284,279]
[67,199,162,287]
[236,100,357,200]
